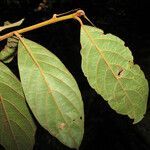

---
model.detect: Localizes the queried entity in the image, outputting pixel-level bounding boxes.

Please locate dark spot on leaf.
[117,69,124,77]
[128,60,134,69]
[80,116,82,120]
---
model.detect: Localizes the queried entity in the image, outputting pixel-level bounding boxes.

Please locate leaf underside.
[0,62,36,150]
[18,38,84,149]
[80,25,149,123]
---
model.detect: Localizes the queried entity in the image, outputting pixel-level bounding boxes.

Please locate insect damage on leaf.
[58,123,66,130]
[117,68,124,78]
[80,25,149,123]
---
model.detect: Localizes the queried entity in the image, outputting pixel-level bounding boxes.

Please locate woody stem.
[0,10,85,41]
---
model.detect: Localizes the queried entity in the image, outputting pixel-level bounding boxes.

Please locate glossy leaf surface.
[18,38,84,149]
[80,25,149,123]
[0,62,36,150]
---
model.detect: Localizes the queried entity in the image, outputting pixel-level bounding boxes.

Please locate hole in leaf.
[117,69,124,77]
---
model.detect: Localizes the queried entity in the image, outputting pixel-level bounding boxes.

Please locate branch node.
[52,14,57,19]
[75,10,85,18]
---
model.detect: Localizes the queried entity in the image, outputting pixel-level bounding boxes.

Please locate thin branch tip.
[0,9,86,42]
[75,10,85,17]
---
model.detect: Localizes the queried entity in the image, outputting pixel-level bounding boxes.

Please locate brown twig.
[0,10,85,42]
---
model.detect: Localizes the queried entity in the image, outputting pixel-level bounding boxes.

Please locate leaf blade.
[80,25,149,123]
[18,38,84,149]
[0,62,36,150]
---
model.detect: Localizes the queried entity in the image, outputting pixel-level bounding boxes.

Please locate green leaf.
[0,62,36,150]
[18,38,84,149]
[80,25,149,123]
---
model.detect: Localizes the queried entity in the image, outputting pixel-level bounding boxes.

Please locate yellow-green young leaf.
[0,19,24,32]
[18,38,84,149]
[0,62,36,150]
[80,25,149,123]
